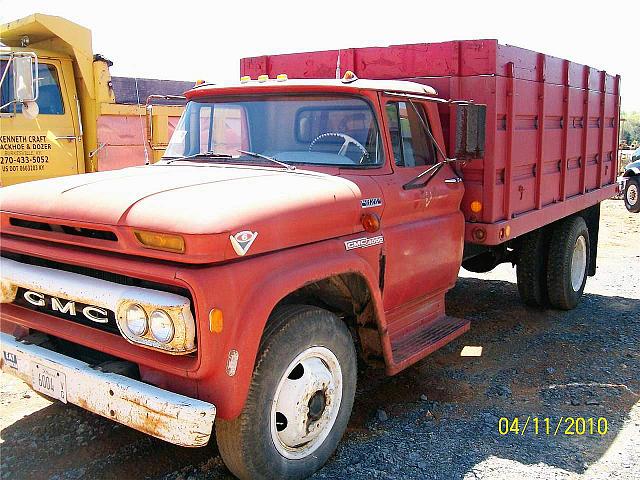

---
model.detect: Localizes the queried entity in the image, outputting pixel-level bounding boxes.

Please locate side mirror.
[454,103,486,160]
[13,55,36,102]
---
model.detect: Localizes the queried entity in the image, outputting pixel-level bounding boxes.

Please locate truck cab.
[1,75,477,478]
[170,77,473,370]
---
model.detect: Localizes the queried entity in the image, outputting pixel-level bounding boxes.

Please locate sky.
[1,0,637,111]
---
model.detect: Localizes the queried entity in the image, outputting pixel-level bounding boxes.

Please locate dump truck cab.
[1,15,99,185]
[1,14,190,186]
[1,47,86,184]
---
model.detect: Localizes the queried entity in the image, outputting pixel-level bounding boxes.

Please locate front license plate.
[32,363,67,403]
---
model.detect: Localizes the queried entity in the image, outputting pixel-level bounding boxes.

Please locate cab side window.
[385,101,436,167]
[0,62,64,115]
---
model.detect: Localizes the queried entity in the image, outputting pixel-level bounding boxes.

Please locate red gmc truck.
[0,40,620,479]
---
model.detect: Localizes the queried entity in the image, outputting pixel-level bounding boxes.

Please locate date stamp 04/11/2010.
[498,417,609,436]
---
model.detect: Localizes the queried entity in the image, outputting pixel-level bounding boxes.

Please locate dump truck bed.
[241,40,620,244]
[95,77,190,171]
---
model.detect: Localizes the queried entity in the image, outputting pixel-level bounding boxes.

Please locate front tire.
[624,177,640,213]
[216,305,357,480]
[546,216,590,310]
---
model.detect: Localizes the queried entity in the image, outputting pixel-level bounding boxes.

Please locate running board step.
[390,315,470,365]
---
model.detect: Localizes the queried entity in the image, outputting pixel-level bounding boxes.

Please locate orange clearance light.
[342,70,358,83]
[240,75,251,83]
[505,225,512,238]
[195,79,206,86]
[361,213,381,233]
[276,73,288,82]
[257,74,269,82]
[134,230,185,253]
[470,200,482,213]
[209,308,224,333]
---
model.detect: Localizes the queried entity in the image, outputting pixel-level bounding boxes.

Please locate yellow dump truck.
[0,14,192,186]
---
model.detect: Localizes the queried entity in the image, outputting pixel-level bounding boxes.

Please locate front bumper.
[0,332,216,447]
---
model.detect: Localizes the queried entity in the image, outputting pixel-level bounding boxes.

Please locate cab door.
[0,58,81,186]
[375,97,465,318]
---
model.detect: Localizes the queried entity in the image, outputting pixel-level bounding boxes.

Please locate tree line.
[621,111,640,148]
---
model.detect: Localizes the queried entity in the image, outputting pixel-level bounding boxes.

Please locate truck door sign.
[0,134,52,174]
[230,230,259,256]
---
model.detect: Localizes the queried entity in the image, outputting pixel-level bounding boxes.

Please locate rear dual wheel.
[516,216,590,310]
[516,229,550,307]
[216,305,357,480]
[546,216,590,310]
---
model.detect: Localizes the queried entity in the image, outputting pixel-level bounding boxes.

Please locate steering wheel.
[309,132,370,163]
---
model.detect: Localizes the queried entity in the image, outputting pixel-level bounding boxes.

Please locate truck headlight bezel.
[116,301,195,354]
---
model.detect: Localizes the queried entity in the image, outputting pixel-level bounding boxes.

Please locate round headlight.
[125,304,148,336]
[150,310,175,344]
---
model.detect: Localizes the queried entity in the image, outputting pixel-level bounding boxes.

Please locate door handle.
[55,135,77,140]
[444,177,462,183]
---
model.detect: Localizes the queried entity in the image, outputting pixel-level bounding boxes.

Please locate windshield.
[163,94,385,167]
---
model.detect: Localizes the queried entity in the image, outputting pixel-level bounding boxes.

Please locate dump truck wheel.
[216,305,357,480]
[624,177,640,213]
[546,216,590,310]
[516,229,550,307]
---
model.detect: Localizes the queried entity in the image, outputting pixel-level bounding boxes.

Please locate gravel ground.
[1,199,638,480]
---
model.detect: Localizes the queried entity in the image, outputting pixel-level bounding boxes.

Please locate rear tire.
[216,305,357,480]
[624,177,640,213]
[516,229,550,307]
[546,216,590,310]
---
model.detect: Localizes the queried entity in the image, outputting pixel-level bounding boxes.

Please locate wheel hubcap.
[570,235,587,292]
[270,346,342,459]
[627,184,638,205]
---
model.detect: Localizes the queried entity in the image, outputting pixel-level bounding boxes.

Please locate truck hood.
[0,164,367,262]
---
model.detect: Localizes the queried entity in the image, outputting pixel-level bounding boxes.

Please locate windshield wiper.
[163,151,234,164]
[237,149,295,171]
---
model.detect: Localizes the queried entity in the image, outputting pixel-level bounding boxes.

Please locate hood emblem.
[230,230,258,256]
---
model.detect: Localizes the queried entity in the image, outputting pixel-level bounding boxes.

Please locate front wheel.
[624,177,640,213]
[216,305,357,480]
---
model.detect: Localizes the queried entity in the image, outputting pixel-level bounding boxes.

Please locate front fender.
[178,236,386,419]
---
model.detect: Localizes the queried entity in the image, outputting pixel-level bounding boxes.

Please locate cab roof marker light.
[257,74,269,83]
[240,76,251,83]
[195,79,206,86]
[276,73,288,82]
[341,70,358,83]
